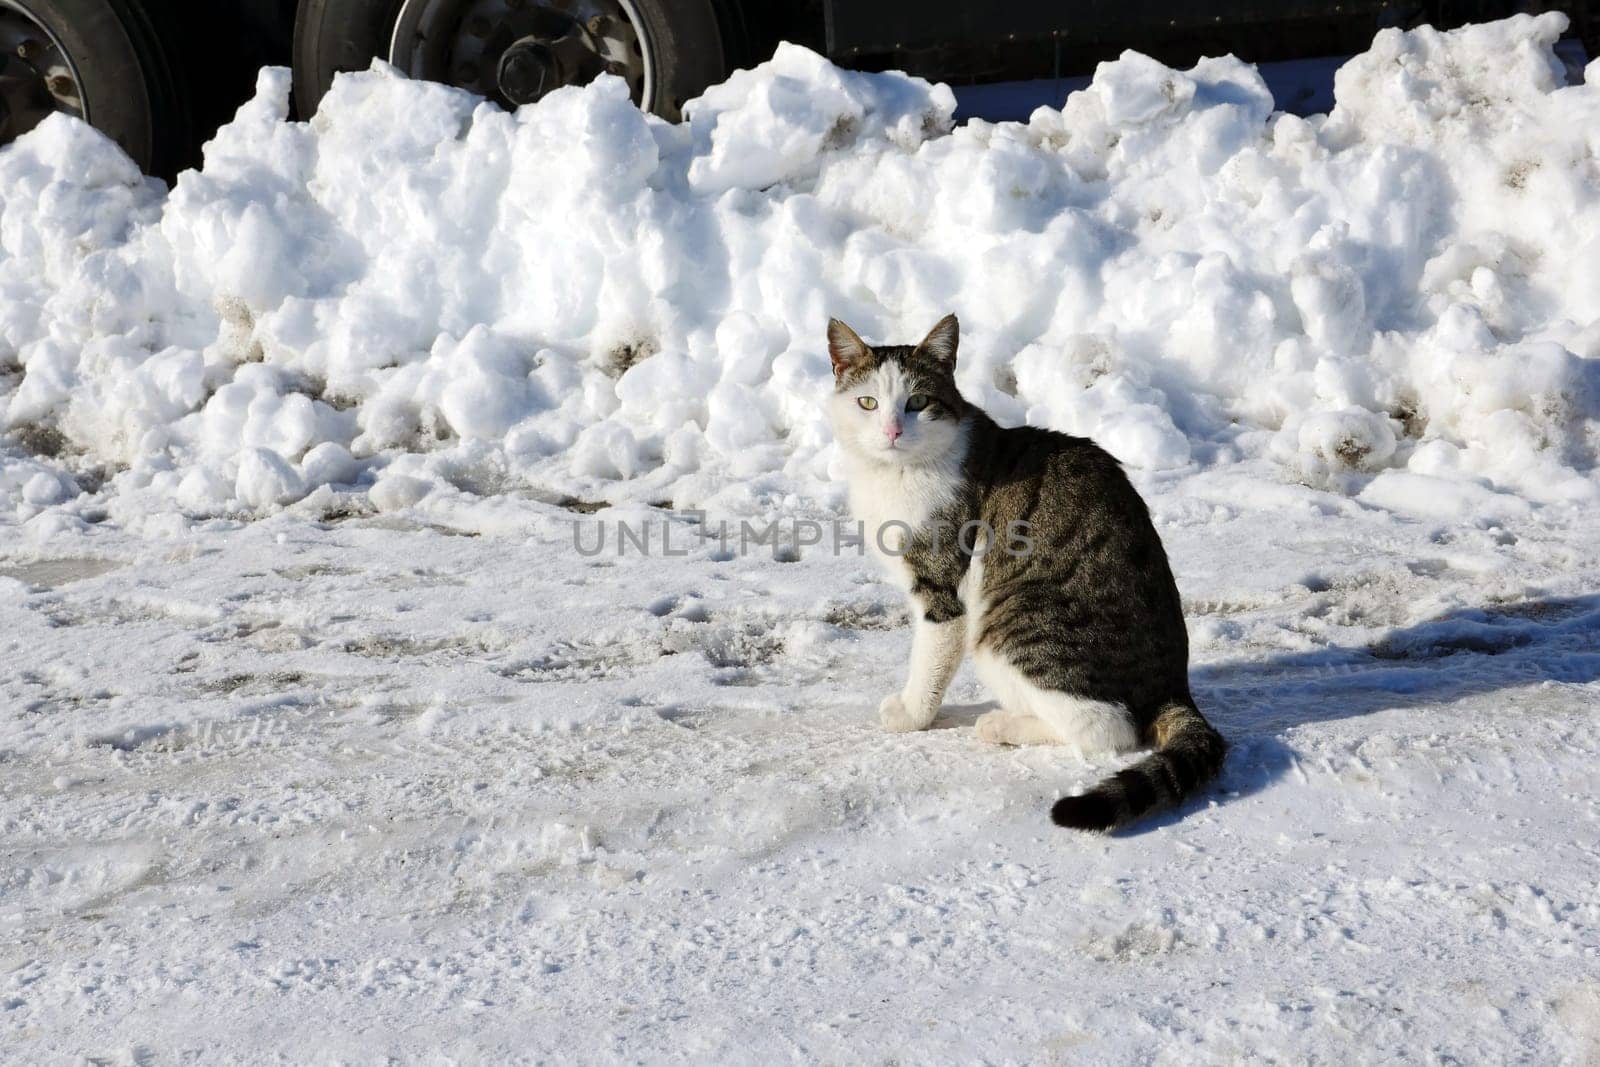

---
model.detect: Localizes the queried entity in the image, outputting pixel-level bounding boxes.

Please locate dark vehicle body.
[1,0,1594,179]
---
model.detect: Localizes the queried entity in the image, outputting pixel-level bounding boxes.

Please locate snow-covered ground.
[3,12,1599,1062]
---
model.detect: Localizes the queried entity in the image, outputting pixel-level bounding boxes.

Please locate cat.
[827,314,1227,831]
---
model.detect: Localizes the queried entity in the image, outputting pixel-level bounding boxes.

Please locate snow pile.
[2,16,1599,534]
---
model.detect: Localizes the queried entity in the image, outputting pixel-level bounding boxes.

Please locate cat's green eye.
[906,394,931,413]
[857,396,878,411]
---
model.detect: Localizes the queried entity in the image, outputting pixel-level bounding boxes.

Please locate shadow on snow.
[1123,593,1600,836]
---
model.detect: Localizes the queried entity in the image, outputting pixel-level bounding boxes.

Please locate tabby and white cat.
[827,314,1226,831]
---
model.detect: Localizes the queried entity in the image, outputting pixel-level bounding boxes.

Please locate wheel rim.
[0,0,86,144]
[388,0,654,111]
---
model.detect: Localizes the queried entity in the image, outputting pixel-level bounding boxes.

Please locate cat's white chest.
[846,461,961,591]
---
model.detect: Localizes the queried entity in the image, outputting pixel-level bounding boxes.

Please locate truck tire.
[292,0,726,122]
[0,0,189,176]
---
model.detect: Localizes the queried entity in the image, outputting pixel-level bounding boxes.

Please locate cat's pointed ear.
[827,319,872,377]
[917,314,960,365]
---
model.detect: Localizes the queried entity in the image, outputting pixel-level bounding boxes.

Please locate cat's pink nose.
[883,420,903,444]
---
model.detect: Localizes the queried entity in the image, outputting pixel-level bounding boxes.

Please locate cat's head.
[826,315,968,467]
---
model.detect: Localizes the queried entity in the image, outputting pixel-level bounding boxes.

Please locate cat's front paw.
[879,693,926,733]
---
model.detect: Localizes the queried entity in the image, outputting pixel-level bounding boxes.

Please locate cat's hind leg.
[971,649,1138,756]
[974,711,1059,746]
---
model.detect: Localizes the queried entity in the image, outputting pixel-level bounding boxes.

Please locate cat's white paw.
[879,693,926,733]
[974,709,1016,745]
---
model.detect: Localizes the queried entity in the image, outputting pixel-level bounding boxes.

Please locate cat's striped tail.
[1050,702,1227,832]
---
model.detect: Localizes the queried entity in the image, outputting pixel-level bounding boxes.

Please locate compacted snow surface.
[3,12,1599,1062]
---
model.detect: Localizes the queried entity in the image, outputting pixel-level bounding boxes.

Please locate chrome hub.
[0,0,85,143]
[389,0,653,110]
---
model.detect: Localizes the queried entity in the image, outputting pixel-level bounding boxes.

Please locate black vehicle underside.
[829,1,1594,84]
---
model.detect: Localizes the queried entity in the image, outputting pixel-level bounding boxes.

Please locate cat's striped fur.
[828,314,1226,831]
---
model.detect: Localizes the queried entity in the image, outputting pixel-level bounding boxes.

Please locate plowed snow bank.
[1,14,1597,534]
